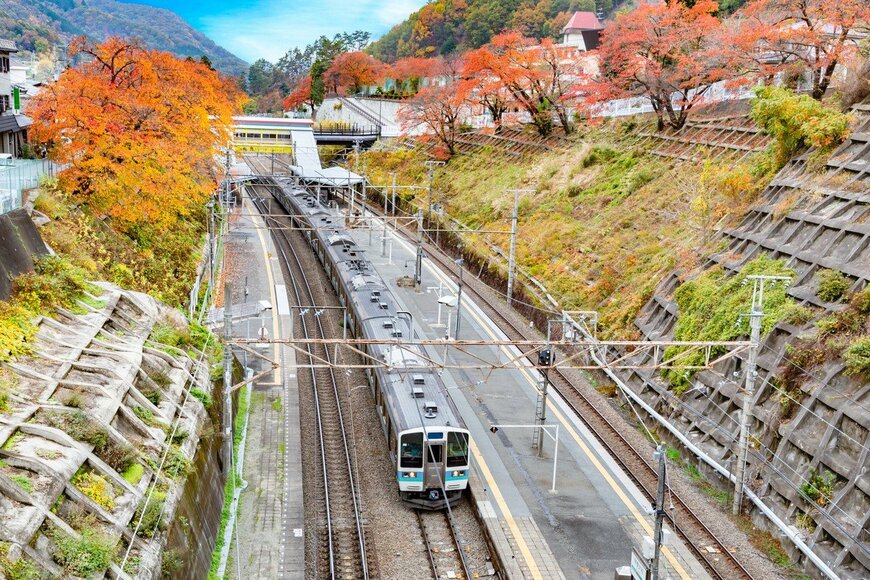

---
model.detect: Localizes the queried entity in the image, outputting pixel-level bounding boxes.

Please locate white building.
[0,39,32,157]
[561,11,604,52]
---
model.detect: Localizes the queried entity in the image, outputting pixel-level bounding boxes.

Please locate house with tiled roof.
[561,11,605,51]
[0,39,32,157]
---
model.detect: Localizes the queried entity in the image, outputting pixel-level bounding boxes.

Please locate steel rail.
[342,187,755,580]
[245,161,369,578]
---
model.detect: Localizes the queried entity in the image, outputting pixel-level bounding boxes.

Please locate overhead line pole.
[732,274,791,515]
[506,189,531,308]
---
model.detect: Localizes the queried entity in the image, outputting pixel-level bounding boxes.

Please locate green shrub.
[800,468,835,506]
[843,338,870,378]
[663,256,797,390]
[40,410,108,451]
[122,463,145,485]
[165,446,191,479]
[52,528,117,577]
[190,388,213,408]
[162,548,183,576]
[581,145,618,167]
[816,270,849,302]
[142,387,162,406]
[98,439,137,473]
[132,492,166,538]
[751,86,851,166]
[133,405,155,426]
[10,474,33,493]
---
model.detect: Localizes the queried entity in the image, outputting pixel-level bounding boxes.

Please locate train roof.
[274,178,467,436]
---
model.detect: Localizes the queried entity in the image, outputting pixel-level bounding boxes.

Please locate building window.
[0,57,8,73]
[0,95,9,113]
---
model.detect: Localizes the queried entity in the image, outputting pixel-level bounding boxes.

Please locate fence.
[0,159,64,215]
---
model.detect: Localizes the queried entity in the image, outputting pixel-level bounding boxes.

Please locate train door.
[425,443,444,497]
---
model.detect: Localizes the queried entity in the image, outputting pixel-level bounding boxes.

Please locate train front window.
[400,433,423,468]
[427,444,443,463]
[447,432,469,467]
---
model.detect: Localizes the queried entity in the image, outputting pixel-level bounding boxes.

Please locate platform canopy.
[298,166,364,187]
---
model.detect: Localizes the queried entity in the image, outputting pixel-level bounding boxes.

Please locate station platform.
[220,193,305,579]
[342,212,712,580]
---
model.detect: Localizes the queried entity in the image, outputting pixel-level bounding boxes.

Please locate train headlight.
[404,472,417,478]
[452,470,464,477]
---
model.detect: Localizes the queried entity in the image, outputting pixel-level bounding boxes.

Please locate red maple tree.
[323,51,385,95]
[398,81,469,157]
[725,0,870,100]
[589,0,727,130]
[283,74,317,113]
[389,57,446,92]
[464,32,582,136]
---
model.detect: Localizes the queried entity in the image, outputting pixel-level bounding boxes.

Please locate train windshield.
[446,432,469,467]
[400,433,423,468]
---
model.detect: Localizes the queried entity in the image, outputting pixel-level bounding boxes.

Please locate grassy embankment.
[353,118,774,340]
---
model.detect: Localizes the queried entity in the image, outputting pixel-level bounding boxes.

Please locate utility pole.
[390,172,397,220]
[506,189,529,308]
[535,324,556,453]
[651,444,667,580]
[454,259,465,340]
[733,274,791,515]
[424,160,444,235]
[415,210,424,292]
[223,283,234,475]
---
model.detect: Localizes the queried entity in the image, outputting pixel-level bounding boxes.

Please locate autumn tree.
[725,0,870,100]
[283,74,317,113]
[389,57,445,93]
[27,37,244,233]
[464,32,581,136]
[590,0,726,130]
[399,80,469,157]
[323,51,385,95]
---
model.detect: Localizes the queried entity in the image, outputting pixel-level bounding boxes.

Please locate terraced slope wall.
[628,102,870,578]
[0,284,223,579]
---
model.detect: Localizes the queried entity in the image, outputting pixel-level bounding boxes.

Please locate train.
[269,177,471,510]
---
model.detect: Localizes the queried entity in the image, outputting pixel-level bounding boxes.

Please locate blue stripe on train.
[397,472,424,482]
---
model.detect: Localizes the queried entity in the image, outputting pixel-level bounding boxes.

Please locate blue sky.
[128,0,427,63]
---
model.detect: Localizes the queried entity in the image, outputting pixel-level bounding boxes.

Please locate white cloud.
[199,0,427,62]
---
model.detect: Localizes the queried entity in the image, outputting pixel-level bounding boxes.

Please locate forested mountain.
[1,0,247,75]
[367,0,611,62]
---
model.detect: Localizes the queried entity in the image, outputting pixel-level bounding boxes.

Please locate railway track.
[245,157,372,578]
[417,510,470,580]
[245,155,751,577]
[403,216,755,580]
[308,181,755,579]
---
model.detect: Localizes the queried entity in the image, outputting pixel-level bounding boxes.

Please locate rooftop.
[0,39,18,53]
[562,11,604,33]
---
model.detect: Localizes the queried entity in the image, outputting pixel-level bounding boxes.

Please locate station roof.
[298,166,364,186]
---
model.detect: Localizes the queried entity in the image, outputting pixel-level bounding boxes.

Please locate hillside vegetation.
[1,0,246,75]
[354,120,775,338]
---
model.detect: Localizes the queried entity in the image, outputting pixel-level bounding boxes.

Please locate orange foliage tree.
[724,0,870,100]
[590,0,726,130]
[388,57,445,93]
[27,38,244,233]
[464,32,581,136]
[398,80,469,157]
[323,51,385,94]
[283,74,317,113]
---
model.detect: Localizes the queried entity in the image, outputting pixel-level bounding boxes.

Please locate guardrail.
[312,124,381,137]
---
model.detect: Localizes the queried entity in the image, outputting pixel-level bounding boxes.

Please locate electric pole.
[506,189,530,308]
[454,259,465,339]
[415,210,423,292]
[424,160,444,235]
[732,274,791,515]
[390,172,397,220]
[651,444,667,580]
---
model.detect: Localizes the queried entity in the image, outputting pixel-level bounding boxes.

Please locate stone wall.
[0,208,47,299]
[627,102,870,578]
